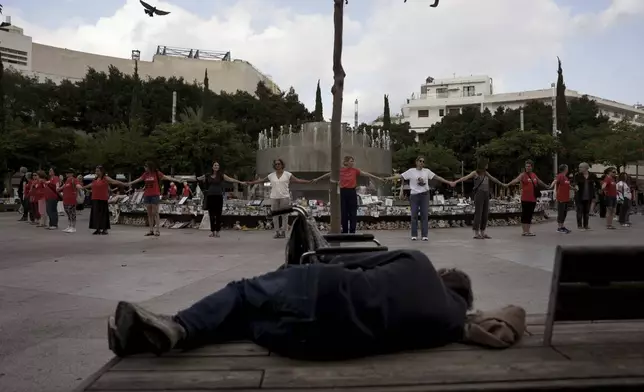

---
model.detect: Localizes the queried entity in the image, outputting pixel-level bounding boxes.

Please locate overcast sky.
[5,0,644,123]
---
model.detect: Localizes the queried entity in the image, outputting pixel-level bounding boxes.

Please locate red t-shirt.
[182,185,190,197]
[169,185,177,196]
[24,181,31,198]
[603,176,617,197]
[62,178,79,205]
[555,174,571,202]
[140,171,164,197]
[44,177,60,200]
[339,167,361,189]
[520,172,539,202]
[92,178,109,201]
[33,181,45,201]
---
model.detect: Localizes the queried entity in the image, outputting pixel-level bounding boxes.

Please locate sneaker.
[69,227,76,233]
[557,227,565,233]
[47,226,57,230]
[563,227,572,234]
[421,237,429,241]
[63,227,71,233]
[411,237,418,241]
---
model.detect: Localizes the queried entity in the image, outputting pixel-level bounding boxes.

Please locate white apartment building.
[0,20,280,95]
[401,75,644,132]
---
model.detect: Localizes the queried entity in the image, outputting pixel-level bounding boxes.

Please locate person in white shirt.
[616,172,631,227]
[248,159,310,238]
[385,156,453,241]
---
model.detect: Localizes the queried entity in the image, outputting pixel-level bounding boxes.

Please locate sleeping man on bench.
[108,249,473,360]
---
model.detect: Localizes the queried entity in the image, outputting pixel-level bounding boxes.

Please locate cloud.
[7,0,642,124]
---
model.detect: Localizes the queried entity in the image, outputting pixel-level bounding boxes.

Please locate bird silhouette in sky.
[140,1,171,17]
[404,0,440,7]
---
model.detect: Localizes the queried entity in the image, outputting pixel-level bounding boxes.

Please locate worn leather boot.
[110,301,186,356]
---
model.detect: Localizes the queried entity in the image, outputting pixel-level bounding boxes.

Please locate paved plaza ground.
[0,211,643,392]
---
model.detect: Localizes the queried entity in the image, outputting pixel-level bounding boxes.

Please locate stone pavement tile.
[0,286,115,358]
[0,337,111,392]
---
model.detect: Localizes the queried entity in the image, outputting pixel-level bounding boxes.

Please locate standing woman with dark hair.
[127,161,184,237]
[84,166,126,235]
[57,169,83,233]
[573,162,598,230]
[601,167,618,230]
[247,158,311,238]
[452,159,505,239]
[550,164,572,234]
[197,161,245,238]
[43,167,60,230]
[313,156,384,234]
[384,156,453,241]
[506,160,550,236]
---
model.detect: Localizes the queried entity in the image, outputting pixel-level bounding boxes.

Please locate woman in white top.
[248,158,311,238]
[385,156,453,241]
[617,172,631,227]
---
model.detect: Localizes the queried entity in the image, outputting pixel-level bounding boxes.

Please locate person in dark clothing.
[573,162,599,230]
[197,161,244,238]
[108,249,472,360]
[17,167,29,221]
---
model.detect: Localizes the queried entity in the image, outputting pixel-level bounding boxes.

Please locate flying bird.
[404,0,440,7]
[140,1,170,17]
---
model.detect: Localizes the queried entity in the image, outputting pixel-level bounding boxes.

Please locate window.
[439,109,445,117]
[436,88,448,98]
[448,108,460,115]
[418,110,429,118]
[463,86,476,97]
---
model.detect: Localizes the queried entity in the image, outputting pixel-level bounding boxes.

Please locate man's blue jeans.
[410,191,429,238]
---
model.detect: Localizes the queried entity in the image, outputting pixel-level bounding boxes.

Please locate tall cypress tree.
[314,79,323,121]
[556,56,568,134]
[383,94,391,129]
[202,69,209,120]
[129,60,142,130]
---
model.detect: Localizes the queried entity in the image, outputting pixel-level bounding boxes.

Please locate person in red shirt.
[28,172,40,224]
[507,160,550,236]
[550,164,572,234]
[168,182,178,200]
[313,156,383,234]
[182,181,192,198]
[43,168,61,230]
[84,165,126,235]
[34,170,49,227]
[57,169,83,233]
[127,161,183,237]
[601,167,618,230]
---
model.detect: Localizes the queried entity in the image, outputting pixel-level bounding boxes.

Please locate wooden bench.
[543,245,644,346]
[78,315,644,391]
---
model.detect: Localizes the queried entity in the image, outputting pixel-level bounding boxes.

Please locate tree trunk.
[329,0,345,234]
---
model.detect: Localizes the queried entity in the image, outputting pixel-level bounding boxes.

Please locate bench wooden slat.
[261,357,644,389]
[129,342,269,358]
[555,284,644,321]
[87,370,262,390]
[557,246,644,283]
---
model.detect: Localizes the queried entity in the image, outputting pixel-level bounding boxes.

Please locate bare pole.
[329,0,345,234]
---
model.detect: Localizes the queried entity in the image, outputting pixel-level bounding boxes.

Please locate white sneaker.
[63,227,71,233]
[69,227,76,233]
[411,237,418,241]
[422,237,429,241]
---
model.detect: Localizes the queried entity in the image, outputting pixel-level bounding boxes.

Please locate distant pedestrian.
[506,160,550,236]
[601,167,618,230]
[572,163,598,230]
[84,166,127,235]
[17,167,29,221]
[196,161,245,238]
[617,172,631,227]
[43,168,60,230]
[58,169,83,233]
[551,164,572,233]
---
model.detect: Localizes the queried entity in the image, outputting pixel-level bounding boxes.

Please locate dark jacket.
[247,249,467,360]
[573,172,600,202]
[18,175,28,200]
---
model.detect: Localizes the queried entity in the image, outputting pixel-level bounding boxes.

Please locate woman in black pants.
[314,156,383,233]
[197,161,244,238]
[573,162,599,230]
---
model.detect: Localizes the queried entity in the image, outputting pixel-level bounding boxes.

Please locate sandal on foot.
[154,231,161,237]
[145,231,155,237]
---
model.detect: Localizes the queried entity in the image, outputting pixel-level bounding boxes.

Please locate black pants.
[598,194,607,218]
[520,201,536,224]
[207,195,224,232]
[618,200,630,224]
[21,198,29,219]
[556,201,569,224]
[46,199,59,228]
[576,199,591,228]
[340,188,358,233]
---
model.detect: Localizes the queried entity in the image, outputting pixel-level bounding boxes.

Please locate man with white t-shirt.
[247,159,311,238]
[385,156,454,241]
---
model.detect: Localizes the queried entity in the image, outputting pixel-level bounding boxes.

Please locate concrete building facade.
[401,75,644,132]
[0,22,280,95]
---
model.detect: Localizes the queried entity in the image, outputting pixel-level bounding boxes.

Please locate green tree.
[585,120,644,171]
[151,119,253,176]
[383,94,391,129]
[393,143,460,178]
[556,57,568,135]
[314,79,323,121]
[476,129,559,181]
